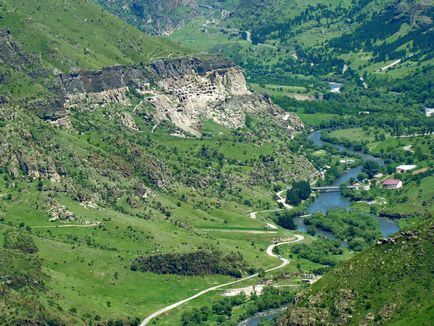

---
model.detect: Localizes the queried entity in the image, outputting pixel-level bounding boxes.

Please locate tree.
[276,211,297,230]
[307,224,317,235]
[286,180,311,206]
[357,172,368,181]
[362,160,380,178]
[286,190,301,206]
[296,181,311,200]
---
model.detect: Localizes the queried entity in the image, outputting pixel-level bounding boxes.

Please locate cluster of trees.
[273,209,305,230]
[237,287,295,321]
[131,251,250,277]
[179,285,296,325]
[181,294,246,325]
[304,209,381,251]
[291,238,343,266]
[361,160,380,179]
[286,180,311,206]
[341,187,374,202]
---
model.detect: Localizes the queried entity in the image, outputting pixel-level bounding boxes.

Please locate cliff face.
[59,57,303,136]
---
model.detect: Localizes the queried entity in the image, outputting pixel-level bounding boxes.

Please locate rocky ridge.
[59,57,303,136]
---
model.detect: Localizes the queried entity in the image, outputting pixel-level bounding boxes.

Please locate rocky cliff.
[59,57,303,136]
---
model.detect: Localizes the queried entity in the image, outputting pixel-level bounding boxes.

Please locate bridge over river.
[311,185,357,192]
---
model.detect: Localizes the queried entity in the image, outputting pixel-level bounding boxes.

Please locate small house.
[383,179,403,190]
[396,165,417,173]
[352,182,361,190]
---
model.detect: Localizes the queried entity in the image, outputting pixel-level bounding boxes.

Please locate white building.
[425,108,434,117]
[396,165,417,173]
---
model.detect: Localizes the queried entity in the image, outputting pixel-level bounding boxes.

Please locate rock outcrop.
[0,29,31,70]
[59,57,304,136]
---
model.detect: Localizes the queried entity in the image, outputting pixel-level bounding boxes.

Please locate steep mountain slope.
[0,0,188,72]
[96,0,199,35]
[277,221,434,325]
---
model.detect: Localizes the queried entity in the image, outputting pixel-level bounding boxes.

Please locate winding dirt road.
[139,234,304,326]
[276,190,293,209]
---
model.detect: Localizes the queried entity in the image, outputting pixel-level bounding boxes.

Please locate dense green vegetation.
[304,209,381,251]
[286,180,311,206]
[179,287,295,326]
[273,211,298,230]
[0,0,432,325]
[131,251,251,277]
[291,238,343,267]
[164,0,434,109]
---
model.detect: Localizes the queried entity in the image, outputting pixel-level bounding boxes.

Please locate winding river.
[301,132,399,238]
[240,132,399,326]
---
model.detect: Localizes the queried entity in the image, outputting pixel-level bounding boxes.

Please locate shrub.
[131,251,249,277]
[3,230,38,254]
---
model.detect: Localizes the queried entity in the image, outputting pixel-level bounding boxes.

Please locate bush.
[3,230,38,254]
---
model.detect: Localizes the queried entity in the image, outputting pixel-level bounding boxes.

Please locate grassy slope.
[0,99,312,324]
[0,1,312,323]
[0,0,189,72]
[280,220,433,325]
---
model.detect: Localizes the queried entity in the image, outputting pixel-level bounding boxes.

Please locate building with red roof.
[383,179,403,190]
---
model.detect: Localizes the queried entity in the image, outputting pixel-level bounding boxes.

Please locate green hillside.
[0,0,432,325]
[96,0,199,35]
[95,0,433,104]
[278,221,434,325]
[0,1,318,325]
[0,0,188,72]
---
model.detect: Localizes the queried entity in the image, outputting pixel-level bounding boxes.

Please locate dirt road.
[139,234,304,325]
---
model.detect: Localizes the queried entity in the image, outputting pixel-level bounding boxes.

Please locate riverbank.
[303,131,398,231]
[233,132,401,326]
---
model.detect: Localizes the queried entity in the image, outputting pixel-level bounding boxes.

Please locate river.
[238,306,289,326]
[239,132,399,326]
[304,131,399,238]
